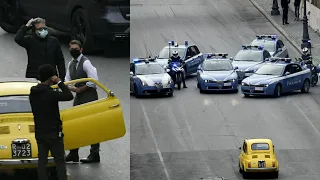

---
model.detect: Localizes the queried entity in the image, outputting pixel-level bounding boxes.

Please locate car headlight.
[241,82,248,86]
[168,79,173,84]
[226,79,236,82]
[141,80,148,86]
[204,80,208,83]
[258,84,269,87]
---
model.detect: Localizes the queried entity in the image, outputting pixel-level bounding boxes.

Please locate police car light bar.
[133,58,156,63]
[205,53,228,58]
[256,34,277,39]
[242,45,264,50]
[267,57,292,63]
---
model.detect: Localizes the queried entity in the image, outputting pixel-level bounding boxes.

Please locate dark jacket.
[281,0,290,8]
[294,0,301,6]
[15,25,66,80]
[29,82,73,138]
[168,56,185,69]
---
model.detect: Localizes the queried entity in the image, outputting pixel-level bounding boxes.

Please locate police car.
[156,40,204,76]
[232,45,271,80]
[250,35,289,58]
[241,58,311,98]
[197,53,239,93]
[130,58,174,97]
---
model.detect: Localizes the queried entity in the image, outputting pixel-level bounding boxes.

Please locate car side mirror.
[109,90,114,97]
[229,57,233,61]
[285,72,290,76]
[239,147,241,150]
[130,72,133,76]
[234,66,238,70]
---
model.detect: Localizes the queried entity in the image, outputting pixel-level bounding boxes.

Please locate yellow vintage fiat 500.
[0,78,126,173]
[238,138,279,179]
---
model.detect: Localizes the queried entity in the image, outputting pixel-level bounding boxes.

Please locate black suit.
[281,0,290,24]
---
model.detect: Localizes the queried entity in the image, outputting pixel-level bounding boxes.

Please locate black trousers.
[37,133,67,180]
[294,5,300,18]
[283,7,289,23]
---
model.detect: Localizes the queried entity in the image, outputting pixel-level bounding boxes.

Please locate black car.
[0,0,130,53]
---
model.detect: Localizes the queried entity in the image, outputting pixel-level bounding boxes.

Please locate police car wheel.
[134,85,141,97]
[167,93,173,97]
[274,84,281,98]
[244,94,250,98]
[301,79,310,93]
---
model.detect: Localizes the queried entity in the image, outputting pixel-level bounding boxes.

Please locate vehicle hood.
[137,73,171,85]
[232,61,263,71]
[242,74,280,85]
[200,70,237,81]
[155,58,169,68]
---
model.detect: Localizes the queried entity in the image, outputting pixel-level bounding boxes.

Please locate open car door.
[52,78,126,150]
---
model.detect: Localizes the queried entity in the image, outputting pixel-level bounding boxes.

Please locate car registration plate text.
[11,143,32,158]
[255,87,264,91]
[224,83,232,86]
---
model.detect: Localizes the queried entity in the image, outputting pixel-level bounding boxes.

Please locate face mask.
[37,29,48,38]
[70,49,81,58]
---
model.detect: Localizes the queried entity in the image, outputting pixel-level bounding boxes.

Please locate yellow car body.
[0,78,126,170]
[238,138,279,178]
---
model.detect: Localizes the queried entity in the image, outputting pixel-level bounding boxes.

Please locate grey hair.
[33,17,46,25]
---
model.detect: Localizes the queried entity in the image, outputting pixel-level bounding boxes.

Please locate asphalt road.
[0,28,129,180]
[130,0,320,180]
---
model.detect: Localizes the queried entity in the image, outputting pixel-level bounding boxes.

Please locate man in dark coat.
[281,0,290,25]
[294,0,301,21]
[29,64,74,180]
[14,17,66,80]
[64,40,100,163]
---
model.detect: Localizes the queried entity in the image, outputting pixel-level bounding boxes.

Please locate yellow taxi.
[238,138,279,179]
[0,78,126,174]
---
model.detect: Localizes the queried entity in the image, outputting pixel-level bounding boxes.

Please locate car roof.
[252,39,277,43]
[0,80,37,96]
[245,138,273,145]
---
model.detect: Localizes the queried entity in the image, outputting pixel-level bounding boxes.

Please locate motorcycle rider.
[167,50,187,88]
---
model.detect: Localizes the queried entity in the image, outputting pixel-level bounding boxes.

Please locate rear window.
[0,96,31,114]
[251,143,269,150]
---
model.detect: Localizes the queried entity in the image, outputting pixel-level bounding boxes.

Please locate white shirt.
[65,54,98,88]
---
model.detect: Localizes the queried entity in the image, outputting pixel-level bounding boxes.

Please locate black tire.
[134,85,141,98]
[244,94,250,98]
[273,84,281,98]
[167,92,173,97]
[71,8,96,53]
[234,89,239,93]
[273,171,279,178]
[0,0,22,33]
[301,79,310,93]
[242,171,249,179]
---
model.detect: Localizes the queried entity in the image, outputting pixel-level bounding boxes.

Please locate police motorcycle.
[166,61,184,90]
[295,47,319,86]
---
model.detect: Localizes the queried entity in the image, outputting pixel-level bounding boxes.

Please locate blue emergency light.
[242,45,264,50]
[171,40,174,45]
[185,40,188,46]
[133,58,155,64]
[256,34,277,40]
[268,57,292,63]
[205,53,228,59]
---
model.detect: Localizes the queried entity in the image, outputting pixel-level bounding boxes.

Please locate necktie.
[70,59,78,80]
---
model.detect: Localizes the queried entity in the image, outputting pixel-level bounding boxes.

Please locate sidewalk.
[249,0,320,64]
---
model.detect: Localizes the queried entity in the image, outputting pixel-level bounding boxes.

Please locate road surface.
[130,0,320,179]
[0,28,129,180]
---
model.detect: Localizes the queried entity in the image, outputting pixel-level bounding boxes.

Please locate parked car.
[0,0,130,53]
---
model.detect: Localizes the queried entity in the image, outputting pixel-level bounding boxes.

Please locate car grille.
[252,155,258,159]
[265,155,270,158]
[0,126,10,134]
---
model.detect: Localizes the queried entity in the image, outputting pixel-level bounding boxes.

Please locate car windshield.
[251,143,270,150]
[158,47,185,59]
[136,64,165,75]
[203,61,233,71]
[251,40,276,52]
[255,64,284,75]
[234,50,263,62]
[0,96,31,114]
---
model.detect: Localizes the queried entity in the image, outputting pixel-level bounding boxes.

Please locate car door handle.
[109,104,119,108]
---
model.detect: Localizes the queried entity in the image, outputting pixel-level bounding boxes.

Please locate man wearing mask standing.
[64,40,100,163]
[14,18,66,80]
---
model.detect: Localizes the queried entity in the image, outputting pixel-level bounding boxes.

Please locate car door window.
[276,42,281,50]
[243,142,247,154]
[192,46,201,55]
[284,65,291,75]
[278,40,284,48]
[290,64,302,74]
[263,51,271,59]
[130,63,135,74]
[55,78,126,150]
[190,46,198,57]
[186,47,193,58]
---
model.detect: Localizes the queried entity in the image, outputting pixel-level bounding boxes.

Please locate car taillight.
[248,162,251,168]
[272,162,275,167]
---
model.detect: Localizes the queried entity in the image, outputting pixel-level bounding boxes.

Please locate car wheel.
[301,79,310,93]
[71,8,96,53]
[273,171,279,178]
[242,171,249,179]
[0,0,22,33]
[244,94,250,98]
[134,85,141,98]
[197,82,200,88]
[273,84,281,98]
[167,92,173,97]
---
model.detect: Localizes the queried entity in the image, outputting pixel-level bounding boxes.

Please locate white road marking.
[140,102,171,180]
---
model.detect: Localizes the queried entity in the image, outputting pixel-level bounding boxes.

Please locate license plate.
[245,73,253,76]
[255,87,264,91]
[11,143,32,158]
[224,82,232,86]
[258,161,265,168]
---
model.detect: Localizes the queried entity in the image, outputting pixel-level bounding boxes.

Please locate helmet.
[172,50,178,57]
[302,47,309,54]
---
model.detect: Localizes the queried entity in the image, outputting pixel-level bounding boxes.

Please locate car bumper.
[0,157,54,169]
[200,81,238,91]
[241,85,272,95]
[89,6,130,42]
[137,84,174,96]
[245,167,277,172]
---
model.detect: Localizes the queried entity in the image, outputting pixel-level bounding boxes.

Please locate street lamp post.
[301,0,311,50]
[271,0,280,16]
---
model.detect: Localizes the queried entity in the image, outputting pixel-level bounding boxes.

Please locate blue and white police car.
[197,53,239,93]
[250,35,289,58]
[241,58,311,98]
[130,58,174,97]
[156,40,204,76]
[232,45,272,80]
